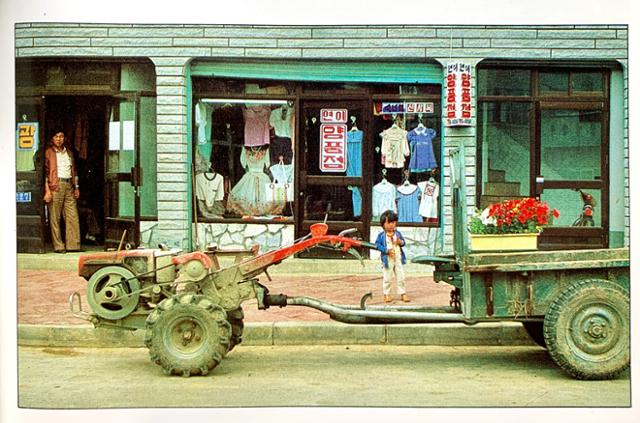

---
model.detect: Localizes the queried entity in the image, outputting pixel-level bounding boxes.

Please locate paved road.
[17,344,630,408]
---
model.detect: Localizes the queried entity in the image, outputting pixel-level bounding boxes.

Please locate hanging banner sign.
[319,109,347,172]
[444,62,474,127]
[16,122,39,150]
[380,102,434,114]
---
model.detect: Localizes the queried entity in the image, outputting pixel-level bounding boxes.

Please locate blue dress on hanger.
[396,184,423,223]
[407,126,438,172]
[346,130,363,177]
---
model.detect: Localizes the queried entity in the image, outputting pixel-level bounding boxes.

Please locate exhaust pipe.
[266,294,466,324]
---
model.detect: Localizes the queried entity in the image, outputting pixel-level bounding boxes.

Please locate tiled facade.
[15,24,629,252]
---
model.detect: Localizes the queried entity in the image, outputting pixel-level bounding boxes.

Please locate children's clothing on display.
[269,106,293,138]
[195,101,213,160]
[195,172,225,216]
[346,129,363,177]
[227,147,284,216]
[418,180,440,220]
[243,105,271,147]
[347,185,362,217]
[407,126,438,172]
[380,125,410,168]
[269,163,294,201]
[396,183,423,223]
[372,179,397,218]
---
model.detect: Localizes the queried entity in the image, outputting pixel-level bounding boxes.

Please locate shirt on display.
[243,105,271,147]
[418,180,440,219]
[396,183,422,223]
[372,179,397,218]
[380,125,410,168]
[269,106,293,138]
[195,172,224,207]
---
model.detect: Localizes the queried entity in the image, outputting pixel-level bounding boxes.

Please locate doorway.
[43,96,109,249]
[296,99,370,258]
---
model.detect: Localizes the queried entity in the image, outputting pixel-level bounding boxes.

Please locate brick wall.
[15,24,629,249]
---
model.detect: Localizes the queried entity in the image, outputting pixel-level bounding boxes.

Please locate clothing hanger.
[402,170,411,186]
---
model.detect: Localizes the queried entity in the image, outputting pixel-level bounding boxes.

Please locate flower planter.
[469,233,539,252]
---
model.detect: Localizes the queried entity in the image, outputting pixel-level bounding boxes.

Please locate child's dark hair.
[380,210,398,227]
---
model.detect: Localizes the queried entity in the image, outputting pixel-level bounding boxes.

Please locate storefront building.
[14,24,628,257]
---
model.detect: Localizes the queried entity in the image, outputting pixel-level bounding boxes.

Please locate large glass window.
[477,101,532,208]
[371,101,442,224]
[193,92,295,221]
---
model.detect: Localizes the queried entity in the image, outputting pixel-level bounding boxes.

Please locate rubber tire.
[522,321,546,349]
[543,279,629,380]
[227,307,245,352]
[144,293,231,377]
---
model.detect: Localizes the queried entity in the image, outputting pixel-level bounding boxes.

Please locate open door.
[104,93,142,249]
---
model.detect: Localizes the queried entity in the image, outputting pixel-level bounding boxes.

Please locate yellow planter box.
[469,233,539,252]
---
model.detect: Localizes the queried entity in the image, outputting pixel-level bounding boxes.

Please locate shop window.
[477,69,531,96]
[372,101,442,224]
[477,102,532,209]
[193,94,295,221]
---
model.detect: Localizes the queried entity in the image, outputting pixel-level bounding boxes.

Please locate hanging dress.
[418,180,440,221]
[243,105,271,147]
[396,183,423,223]
[226,147,283,216]
[346,129,363,177]
[407,126,438,172]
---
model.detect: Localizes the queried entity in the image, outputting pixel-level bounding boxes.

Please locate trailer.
[70,145,629,380]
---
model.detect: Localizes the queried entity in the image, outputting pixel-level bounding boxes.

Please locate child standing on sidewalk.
[375,210,410,303]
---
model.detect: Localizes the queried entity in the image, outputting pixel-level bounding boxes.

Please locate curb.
[18,322,536,348]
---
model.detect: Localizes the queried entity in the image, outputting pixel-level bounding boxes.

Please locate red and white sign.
[320,108,348,123]
[444,62,474,127]
[320,123,347,172]
[319,109,348,172]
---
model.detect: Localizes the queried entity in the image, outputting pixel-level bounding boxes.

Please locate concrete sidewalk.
[16,252,536,348]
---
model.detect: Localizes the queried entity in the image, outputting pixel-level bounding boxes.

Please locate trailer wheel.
[522,322,546,348]
[144,293,231,377]
[543,279,629,380]
[227,307,245,352]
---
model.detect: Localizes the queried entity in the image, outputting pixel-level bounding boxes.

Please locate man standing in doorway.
[43,129,81,253]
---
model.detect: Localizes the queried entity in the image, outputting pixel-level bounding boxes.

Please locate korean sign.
[16,122,39,150]
[444,63,474,127]
[380,102,434,114]
[319,109,347,173]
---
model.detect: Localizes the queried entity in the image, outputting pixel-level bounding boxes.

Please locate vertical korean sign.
[319,109,347,172]
[444,63,474,127]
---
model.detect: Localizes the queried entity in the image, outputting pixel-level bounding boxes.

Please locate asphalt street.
[17,344,630,408]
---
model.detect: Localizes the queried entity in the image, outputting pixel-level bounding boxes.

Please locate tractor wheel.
[227,307,245,352]
[144,293,231,377]
[522,321,546,348]
[86,266,140,320]
[543,279,629,380]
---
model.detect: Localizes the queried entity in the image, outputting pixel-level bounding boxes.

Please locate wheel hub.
[171,318,205,353]
[570,305,621,356]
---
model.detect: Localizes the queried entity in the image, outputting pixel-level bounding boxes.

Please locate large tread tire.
[522,321,546,349]
[543,279,629,380]
[144,293,231,377]
[227,307,245,352]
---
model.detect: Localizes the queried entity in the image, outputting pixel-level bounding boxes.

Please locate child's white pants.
[382,253,406,295]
